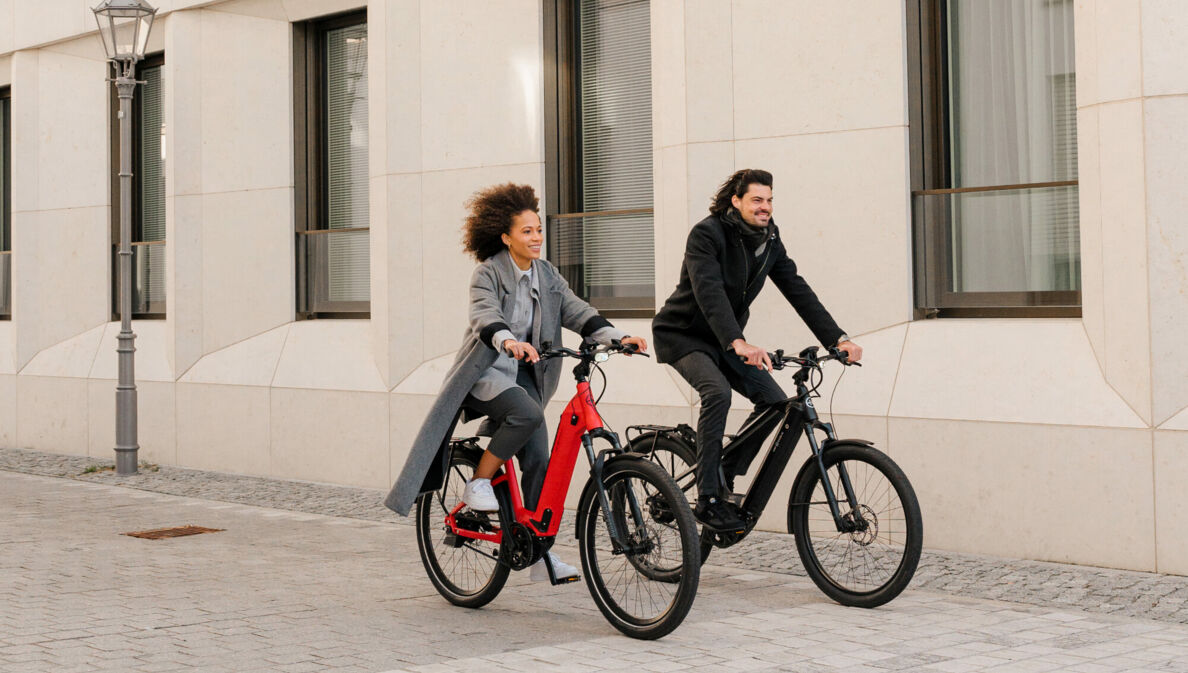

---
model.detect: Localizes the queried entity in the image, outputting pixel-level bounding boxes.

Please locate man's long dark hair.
[709,169,773,216]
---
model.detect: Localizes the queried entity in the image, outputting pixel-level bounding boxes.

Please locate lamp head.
[92,0,157,63]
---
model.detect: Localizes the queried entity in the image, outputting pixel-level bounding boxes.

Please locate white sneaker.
[530,551,579,582]
[461,478,498,512]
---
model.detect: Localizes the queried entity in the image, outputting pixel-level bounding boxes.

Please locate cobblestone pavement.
[3,469,1188,673]
[4,447,1187,627]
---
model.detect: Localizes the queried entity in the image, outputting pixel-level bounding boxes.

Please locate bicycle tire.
[788,443,922,608]
[577,457,700,639]
[415,448,510,608]
[627,433,712,566]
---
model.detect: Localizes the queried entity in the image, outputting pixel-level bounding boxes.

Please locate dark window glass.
[1,88,10,318]
[110,55,166,319]
[295,11,369,317]
[545,0,654,318]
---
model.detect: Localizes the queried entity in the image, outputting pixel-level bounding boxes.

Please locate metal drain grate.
[123,525,224,540]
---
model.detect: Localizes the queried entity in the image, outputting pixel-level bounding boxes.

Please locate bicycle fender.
[574,453,652,540]
[821,437,873,450]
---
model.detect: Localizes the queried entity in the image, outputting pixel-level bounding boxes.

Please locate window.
[110,53,166,318]
[908,0,1080,317]
[294,10,369,317]
[544,0,654,318]
[0,87,9,318]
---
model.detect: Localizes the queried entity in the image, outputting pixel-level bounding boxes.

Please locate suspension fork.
[584,431,646,554]
[801,395,863,533]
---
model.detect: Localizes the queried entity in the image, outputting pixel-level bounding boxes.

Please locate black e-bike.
[627,346,922,608]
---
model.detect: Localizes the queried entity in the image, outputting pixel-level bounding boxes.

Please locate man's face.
[731,183,773,227]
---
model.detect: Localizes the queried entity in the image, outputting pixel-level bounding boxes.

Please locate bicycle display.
[628,345,923,608]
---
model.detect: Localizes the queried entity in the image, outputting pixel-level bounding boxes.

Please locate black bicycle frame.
[690,374,862,533]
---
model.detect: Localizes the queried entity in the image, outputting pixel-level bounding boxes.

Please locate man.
[652,169,862,531]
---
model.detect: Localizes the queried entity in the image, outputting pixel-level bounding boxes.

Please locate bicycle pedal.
[552,574,581,586]
[699,521,747,535]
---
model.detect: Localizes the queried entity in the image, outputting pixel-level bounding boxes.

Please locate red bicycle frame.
[444,380,605,542]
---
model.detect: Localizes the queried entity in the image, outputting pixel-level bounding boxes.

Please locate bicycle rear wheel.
[578,457,700,639]
[415,448,509,608]
[788,443,922,608]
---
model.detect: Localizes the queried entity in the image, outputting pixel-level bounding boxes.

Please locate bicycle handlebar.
[767,345,861,371]
[537,339,650,362]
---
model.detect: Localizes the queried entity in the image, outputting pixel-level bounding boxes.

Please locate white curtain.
[947,0,1079,292]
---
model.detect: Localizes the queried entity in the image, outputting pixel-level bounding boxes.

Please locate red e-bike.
[414,341,701,639]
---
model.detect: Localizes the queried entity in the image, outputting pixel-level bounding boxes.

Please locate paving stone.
[4,449,1188,672]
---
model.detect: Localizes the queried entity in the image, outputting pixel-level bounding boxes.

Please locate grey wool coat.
[383,249,613,516]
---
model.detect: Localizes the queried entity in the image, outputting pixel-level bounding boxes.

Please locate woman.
[383,183,646,581]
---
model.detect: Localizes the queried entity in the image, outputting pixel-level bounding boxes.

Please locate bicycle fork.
[584,430,651,556]
[807,430,864,535]
[803,418,867,535]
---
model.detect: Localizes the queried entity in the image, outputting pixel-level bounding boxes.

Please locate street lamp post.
[93,0,157,475]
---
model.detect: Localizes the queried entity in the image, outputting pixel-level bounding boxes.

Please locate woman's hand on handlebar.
[836,339,863,364]
[502,339,540,364]
[620,335,648,355]
[731,339,773,371]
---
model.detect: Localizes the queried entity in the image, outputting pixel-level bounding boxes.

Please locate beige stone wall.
[0,0,1185,574]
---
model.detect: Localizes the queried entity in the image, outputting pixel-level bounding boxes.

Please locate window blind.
[1,95,8,253]
[137,65,166,311]
[577,0,654,295]
[1,95,9,316]
[138,66,165,243]
[325,23,370,303]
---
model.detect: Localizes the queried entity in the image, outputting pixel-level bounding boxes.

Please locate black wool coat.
[652,213,846,364]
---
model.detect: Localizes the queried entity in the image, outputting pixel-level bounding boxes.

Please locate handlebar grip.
[830,347,862,367]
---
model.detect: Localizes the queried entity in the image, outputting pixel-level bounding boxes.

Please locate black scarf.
[722,207,771,251]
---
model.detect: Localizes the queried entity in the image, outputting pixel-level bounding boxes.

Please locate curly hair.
[709,169,773,216]
[462,183,541,261]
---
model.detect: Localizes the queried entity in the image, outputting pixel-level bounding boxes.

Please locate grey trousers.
[669,350,786,499]
[463,366,551,511]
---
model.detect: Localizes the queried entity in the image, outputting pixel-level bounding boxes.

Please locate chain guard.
[501,523,544,571]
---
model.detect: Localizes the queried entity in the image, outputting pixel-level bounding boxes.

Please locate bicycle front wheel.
[415,449,509,608]
[578,457,700,639]
[788,444,922,608]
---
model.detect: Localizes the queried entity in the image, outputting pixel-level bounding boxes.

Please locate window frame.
[543,0,655,319]
[109,52,167,320]
[906,0,1081,319]
[293,9,370,319]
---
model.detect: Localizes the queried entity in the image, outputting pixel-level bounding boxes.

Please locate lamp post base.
[115,447,139,475]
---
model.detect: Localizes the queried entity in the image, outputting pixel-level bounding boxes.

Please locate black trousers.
[462,367,551,511]
[669,350,786,499]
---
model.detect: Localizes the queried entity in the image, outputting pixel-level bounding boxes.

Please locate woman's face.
[501,210,543,266]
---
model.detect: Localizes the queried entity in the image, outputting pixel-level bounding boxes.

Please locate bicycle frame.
[661,366,865,534]
[443,355,637,551]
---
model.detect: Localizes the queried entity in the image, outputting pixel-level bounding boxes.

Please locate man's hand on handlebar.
[731,339,773,371]
[502,339,540,364]
[620,336,648,355]
[836,339,863,364]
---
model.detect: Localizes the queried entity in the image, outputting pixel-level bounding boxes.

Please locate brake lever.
[619,343,650,358]
[828,347,862,367]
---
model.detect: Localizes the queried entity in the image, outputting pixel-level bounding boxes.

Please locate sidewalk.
[2,447,1187,672]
